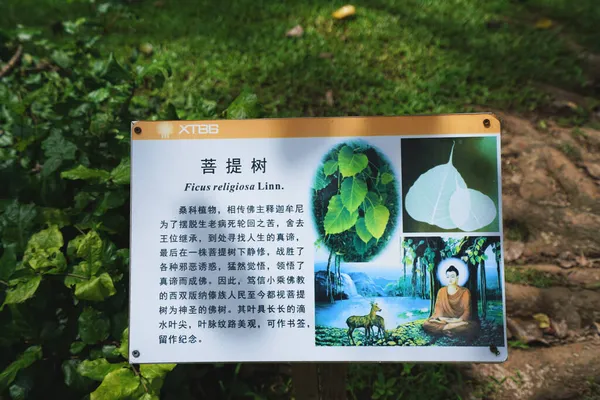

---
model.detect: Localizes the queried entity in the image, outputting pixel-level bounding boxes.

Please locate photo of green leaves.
[311,141,400,263]
[402,137,499,233]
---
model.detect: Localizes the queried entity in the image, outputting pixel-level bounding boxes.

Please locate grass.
[2,0,600,121]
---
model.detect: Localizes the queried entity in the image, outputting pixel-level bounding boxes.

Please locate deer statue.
[346,302,381,346]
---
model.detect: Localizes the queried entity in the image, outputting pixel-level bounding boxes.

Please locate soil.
[462,103,600,398]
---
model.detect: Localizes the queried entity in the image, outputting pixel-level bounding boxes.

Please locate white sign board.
[129,114,508,363]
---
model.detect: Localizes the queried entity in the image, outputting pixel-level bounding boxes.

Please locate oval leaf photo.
[311,141,400,262]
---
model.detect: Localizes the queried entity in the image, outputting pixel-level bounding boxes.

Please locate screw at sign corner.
[134,126,142,134]
[483,119,491,128]
[489,345,500,356]
[132,350,140,358]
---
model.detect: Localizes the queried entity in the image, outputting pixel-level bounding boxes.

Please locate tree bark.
[411,257,417,297]
[468,260,480,322]
[421,258,427,299]
[480,261,487,319]
[326,250,333,303]
[318,364,348,400]
[428,269,437,318]
[292,364,319,400]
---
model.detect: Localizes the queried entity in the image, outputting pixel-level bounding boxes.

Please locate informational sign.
[129,114,507,364]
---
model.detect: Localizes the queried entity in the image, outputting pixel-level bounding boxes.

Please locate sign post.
[129,114,507,364]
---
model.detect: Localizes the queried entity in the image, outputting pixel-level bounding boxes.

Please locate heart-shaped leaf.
[314,168,332,191]
[323,160,338,176]
[355,218,373,243]
[323,195,358,234]
[340,177,367,212]
[380,172,394,184]
[449,187,497,231]
[365,205,390,239]
[337,146,368,177]
[404,142,467,229]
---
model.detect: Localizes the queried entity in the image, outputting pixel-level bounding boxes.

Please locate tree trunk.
[335,255,341,300]
[411,258,417,297]
[319,364,348,400]
[468,261,480,323]
[496,249,502,297]
[480,261,487,319]
[428,248,442,318]
[326,250,333,303]
[428,269,436,318]
[421,259,426,299]
[403,260,407,296]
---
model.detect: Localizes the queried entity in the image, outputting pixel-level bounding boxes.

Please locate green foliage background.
[0,14,263,400]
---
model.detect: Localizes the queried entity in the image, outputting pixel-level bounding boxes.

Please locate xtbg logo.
[178,124,219,135]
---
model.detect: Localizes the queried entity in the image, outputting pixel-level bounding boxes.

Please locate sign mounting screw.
[132,350,140,358]
[483,119,491,128]
[134,126,142,134]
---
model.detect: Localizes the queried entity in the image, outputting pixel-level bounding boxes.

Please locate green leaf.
[90,368,141,400]
[323,195,358,235]
[323,160,338,176]
[363,192,381,209]
[9,372,34,400]
[365,205,390,240]
[50,50,73,69]
[381,172,394,184]
[0,201,37,253]
[226,90,259,119]
[75,273,116,301]
[100,53,131,83]
[78,308,110,344]
[77,358,127,381]
[96,190,126,214]
[75,230,103,275]
[355,218,373,244]
[337,146,368,177]
[70,341,86,355]
[1,275,42,309]
[41,130,77,176]
[0,245,17,281]
[140,364,177,380]
[117,327,129,358]
[353,235,368,255]
[110,158,130,185]
[139,394,160,400]
[26,224,62,250]
[64,263,89,288]
[102,345,119,360]
[40,208,70,228]
[62,360,94,392]
[23,225,66,272]
[0,345,42,392]
[61,165,110,182]
[340,177,368,213]
[313,168,332,191]
[87,88,110,103]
